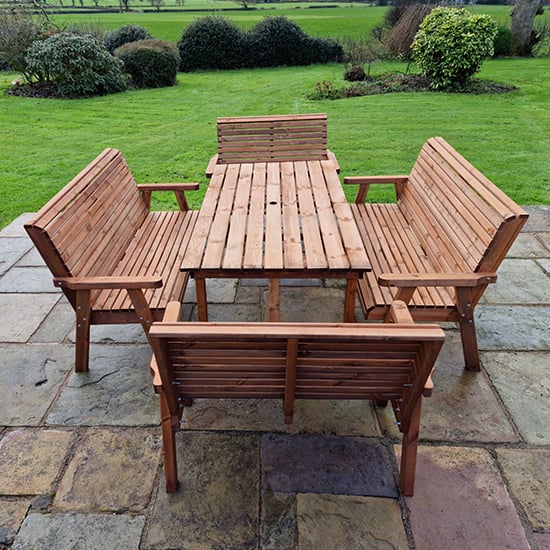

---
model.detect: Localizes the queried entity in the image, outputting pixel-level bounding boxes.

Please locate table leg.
[344,278,358,323]
[195,277,208,322]
[268,279,280,322]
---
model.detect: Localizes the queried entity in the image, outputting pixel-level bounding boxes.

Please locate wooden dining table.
[181,157,371,322]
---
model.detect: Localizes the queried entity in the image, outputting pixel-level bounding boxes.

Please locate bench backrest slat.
[150,321,444,428]
[400,137,528,275]
[216,114,329,163]
[25,149,148,282]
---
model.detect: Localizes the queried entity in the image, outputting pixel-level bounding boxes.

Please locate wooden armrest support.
[343,175,409,185]
[423,371,434,397]
[344,175,408,203]
[138,183,199,211]
[387,300,414,324]
[54,276,163,290]
[137,183,200,192]
[378,272,497,288]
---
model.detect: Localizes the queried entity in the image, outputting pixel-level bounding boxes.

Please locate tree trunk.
[511,0,544,56]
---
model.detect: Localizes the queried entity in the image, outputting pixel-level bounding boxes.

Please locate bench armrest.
[327,150,340,173]
[53,276,163,290]
[344,175,408,203]
[137,183,199,211]
[378,272,498,288]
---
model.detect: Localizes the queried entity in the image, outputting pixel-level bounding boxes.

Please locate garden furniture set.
[25,113,527,496]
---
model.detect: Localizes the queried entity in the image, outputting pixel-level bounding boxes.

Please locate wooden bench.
[148,300,445,496]
[345,137,528,372]
[25,148,200,373]
[205,113,340,176]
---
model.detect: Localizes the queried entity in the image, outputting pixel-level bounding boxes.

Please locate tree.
[511,0,545,56]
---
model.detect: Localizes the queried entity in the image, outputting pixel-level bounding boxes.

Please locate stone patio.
[0,207,549,550]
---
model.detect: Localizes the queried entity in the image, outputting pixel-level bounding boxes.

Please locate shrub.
[105,24,152,54]
[115,39,180,88]
[177,16,244,71]
[26,33,128,98]
[304,36,344,65]
[0,9,51,80]
[245,16,309,67]
[412,8,498,90]
[493,26,513,57]
[344,65,366,82]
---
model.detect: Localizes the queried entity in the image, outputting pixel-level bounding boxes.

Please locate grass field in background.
[57,4,523,41]
[1,6,549,228]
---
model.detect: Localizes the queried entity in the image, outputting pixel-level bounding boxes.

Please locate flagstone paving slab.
[0,499,32,545]
[0,294,59,343]
[296,493,408,550]
[182,398,380,436]
[144,432,259,550]
[535,532,550,550]
[261,491,296,550]
[523,206,549,232]
[53,428,161,513]
[404,446,530,550]
[377,332,518,443]
[0,237,33,275]
[0,266,59,294]
[496,448,550,529]
[15,245,46,267]
[0,429,77,495]
[261,434,397,497]
[29,300,74,344]
[46,345,158,427]
[277,287,346,323]
[483,259,550,304]
[12,512,145,550]
[196,303,263,322]
[0,214,33,237]
[537,257,550,274]
[0,344,73,426]
[476,305,550,351]
[507,233,550,258]
[183,277,238,304]
[483,351,550,444]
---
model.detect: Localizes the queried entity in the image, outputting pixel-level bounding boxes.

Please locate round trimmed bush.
[25,33,128,98]
[105,24,153,54]
[177,16,244,72]
[115,39,180,88]
[245,16,308,67]
[412,7,497,90]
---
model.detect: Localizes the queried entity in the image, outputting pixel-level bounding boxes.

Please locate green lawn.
[1,5,549,229]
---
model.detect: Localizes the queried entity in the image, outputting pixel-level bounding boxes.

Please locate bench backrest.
[399,137,528,277]
[25,149,148,304]
[216,113,329,164]
[149,309,444,428]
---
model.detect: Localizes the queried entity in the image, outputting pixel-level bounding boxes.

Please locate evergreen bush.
[115,39,180,88]
[177,16,244,72]
[26,33,128,98]
[412,8,498,90]
[105,24,152,54]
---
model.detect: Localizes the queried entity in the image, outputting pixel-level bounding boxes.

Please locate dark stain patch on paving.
[261,433,398,497]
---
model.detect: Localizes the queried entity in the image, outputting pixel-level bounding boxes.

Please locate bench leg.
[160,392,179,493]
[268,279,280,322]
[74,290,91,373]
[399,397,422,497]
[343,279,358,323]
[456,288,481,372]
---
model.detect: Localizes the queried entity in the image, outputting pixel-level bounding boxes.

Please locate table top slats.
[281,161,304,269]
[223,163,253,269]
[183,158,370,277]
[202,163,240,269]
[243,163,267,269]
[294,161,328,270]
[307,160,349,270]
[264,163,284,270]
